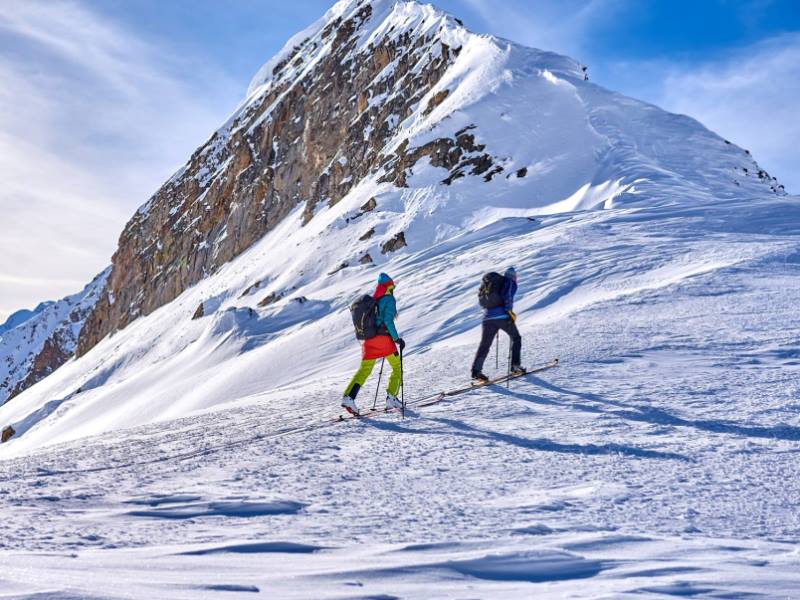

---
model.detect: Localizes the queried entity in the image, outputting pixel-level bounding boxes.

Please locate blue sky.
[0,0,798,320]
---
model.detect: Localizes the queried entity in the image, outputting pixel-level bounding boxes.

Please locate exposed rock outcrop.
[258,292,284,307]
[378,128,500,187]
[360,197,378,213]
[424,89,450,115]
[381,232,407,254]
[328,262,350,275]
[192,303,205,320]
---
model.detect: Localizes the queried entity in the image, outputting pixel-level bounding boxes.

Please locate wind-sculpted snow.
[0,248,799,596]
[126,499,305,520]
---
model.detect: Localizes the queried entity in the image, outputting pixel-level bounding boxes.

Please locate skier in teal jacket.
[342,273,405,415]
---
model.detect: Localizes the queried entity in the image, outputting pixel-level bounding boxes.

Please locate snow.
[0,0,798,597]
[1,190,798,596]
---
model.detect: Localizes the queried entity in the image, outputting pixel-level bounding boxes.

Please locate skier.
[342,273,405,415]
[471,266,524,382]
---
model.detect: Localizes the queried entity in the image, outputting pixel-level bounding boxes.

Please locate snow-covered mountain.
[74,0,783,359]
[0,302,53,337]
[0,1,798,597]
[0,0,788,444]
[0,269,108,405]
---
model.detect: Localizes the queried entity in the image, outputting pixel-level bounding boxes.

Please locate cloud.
[658,34,800,194]
[0,0,241,315]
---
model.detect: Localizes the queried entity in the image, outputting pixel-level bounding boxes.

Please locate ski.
[337,403,407,421]
[338,358,560,420]
[338,407,382,421]
[414,392,446,408]
[443,358,559,397]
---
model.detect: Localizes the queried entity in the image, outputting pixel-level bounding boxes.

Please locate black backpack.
[351,295,380,340]
[478,272,505,309]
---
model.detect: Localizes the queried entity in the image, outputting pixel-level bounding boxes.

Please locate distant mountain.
[0,302,54,338]
[0,270,108,405]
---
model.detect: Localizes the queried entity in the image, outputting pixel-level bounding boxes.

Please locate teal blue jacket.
[376,294,399,340]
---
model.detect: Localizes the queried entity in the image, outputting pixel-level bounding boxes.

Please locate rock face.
[0,270,109,404]
[77,0,479,357]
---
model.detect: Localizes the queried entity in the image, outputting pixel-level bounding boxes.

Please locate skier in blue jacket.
[471,266,524,382]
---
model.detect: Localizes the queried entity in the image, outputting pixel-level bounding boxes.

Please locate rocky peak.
[77,0,488,356]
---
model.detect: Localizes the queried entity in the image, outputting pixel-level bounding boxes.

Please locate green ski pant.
[343,354,401,400]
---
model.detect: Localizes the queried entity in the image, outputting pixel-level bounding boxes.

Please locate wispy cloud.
[658,34,800,193]
[0,0,240,315]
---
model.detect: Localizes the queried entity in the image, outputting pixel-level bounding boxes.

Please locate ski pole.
[400,347,405,419]
[495,332,499,369]
[507,338,512,389]
[373,357,385,411]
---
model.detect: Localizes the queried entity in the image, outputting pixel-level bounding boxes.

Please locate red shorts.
[362,335,397,360]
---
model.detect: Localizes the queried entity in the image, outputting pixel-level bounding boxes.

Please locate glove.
[395,338,406,352]
[508,310,517,322]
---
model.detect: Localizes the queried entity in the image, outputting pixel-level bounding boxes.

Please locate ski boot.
[471,370,489,383]
[341,395,360,416]
[386,393,403,410]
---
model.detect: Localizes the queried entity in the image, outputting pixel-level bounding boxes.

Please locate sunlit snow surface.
[1,0,799,597]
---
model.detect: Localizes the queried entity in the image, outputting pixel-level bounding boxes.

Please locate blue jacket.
[484,276,516,320]
[376,293,399,340]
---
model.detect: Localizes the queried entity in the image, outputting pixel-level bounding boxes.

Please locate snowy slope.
[0,0,798,597]
[0,196,798,597]
[0,269,108,405]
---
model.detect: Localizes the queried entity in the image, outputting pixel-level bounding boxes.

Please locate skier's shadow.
[361,410,688,461]
[427,416,690,461]
[502,376,800,443]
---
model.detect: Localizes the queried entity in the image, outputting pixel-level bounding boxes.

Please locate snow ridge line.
[2,360,561,481]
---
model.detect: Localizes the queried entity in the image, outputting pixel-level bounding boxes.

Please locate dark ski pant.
[472,318,521,373]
